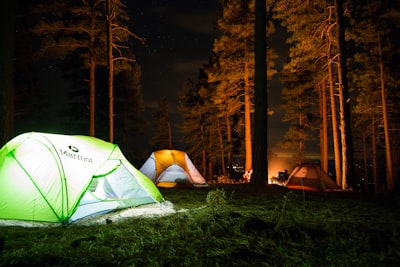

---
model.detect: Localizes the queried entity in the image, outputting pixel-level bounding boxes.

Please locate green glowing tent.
[0,132,164,223]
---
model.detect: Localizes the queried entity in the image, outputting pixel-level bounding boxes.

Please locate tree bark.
[335,0,354,189]
[371,115,378,192]
[217,120,226,176]
[89,42,96,137]
[106,0,114,143]
[362,130,369,192]
[298,112,304,158]
[244,41,252,173]
[377,33,394,191]
[328,54,341,186]
[200,121,207,178]
[167,121,172,148]
[251,0,268,185]
[319,82,328,172]
[226,114,232,178]
[335,61,347,189]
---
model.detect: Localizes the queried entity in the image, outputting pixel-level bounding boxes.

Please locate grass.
[1,184,400,266]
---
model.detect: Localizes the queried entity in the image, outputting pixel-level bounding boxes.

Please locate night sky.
[127,0,289,151]
[25,0,289,153]
[127,0,219,113]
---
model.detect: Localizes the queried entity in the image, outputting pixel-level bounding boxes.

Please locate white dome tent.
[0,132,164,224]
[140,149,208,187]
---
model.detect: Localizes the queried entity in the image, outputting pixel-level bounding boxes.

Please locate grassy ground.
[1,184,400,267]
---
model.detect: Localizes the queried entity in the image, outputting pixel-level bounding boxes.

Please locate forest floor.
[1,184,400,266]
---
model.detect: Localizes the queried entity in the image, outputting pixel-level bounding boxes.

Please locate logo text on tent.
[59,149,93,163]
[68,145,79,153]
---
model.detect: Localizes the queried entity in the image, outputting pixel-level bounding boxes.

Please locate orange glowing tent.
[140,149,208,187]
[285,163,340,192]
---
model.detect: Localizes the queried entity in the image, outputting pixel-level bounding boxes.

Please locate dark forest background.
[1,0,399,191]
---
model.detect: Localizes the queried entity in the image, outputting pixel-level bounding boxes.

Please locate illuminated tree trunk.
[298,112,304,158]
[106,0,114,143]
[201,148,206,178]
[226,115,233,178]
[217,120,226,176]
[335,61,347,189]
[335,0,354,189]
[328,54,341,186]
[199,106,207,178]
[205,119,217,179]
[377,33,394,191]
[319,82,328,172]
[200,123,207,178]
[244,42,252,173]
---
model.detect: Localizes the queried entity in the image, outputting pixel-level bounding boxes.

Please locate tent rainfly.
[0,132,164,223]
[285,163,340,192]
[140,149,208,187]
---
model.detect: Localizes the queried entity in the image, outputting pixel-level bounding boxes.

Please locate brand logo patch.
[68,145,79,153]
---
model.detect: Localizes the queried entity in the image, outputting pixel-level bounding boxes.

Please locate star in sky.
[127,0,219,113]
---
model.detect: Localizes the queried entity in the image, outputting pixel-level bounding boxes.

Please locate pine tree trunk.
[244,43,252,173]
[208,160,213,182]
[106,0,114,143]
[122,102,128,147]
[319,82,328,172]
[89,47,96,137]
[200,123,207,177]
[201,148,206,179]
[362,130,369,192]
[336,61,347,189]
[378,33,394,191]
[371,115,378,192]
[328,55,342,186]
[251,0,268,185]
[226,115,233,178]
[217,120,226,176]
[167,121,172,148]
[298,112,304,158]
[335,0,354,189]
